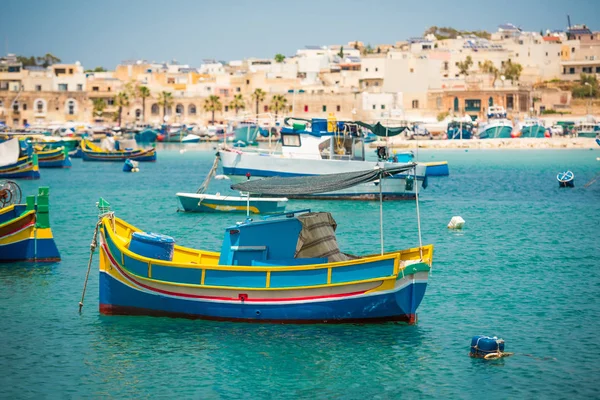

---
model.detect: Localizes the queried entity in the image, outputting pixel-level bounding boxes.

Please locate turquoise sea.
[1,145,599,399]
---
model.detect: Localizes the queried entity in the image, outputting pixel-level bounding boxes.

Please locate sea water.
[1,145,599,398]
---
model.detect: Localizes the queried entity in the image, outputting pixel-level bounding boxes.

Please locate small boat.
[233,123,269,146]
[478,106,513,139]
[96,165,433,323]
[81,140,157,162]
[181,134,201,143]
[421,161,449,176]
[135,128,159,144]
[0,183,60,262]
[517,118,547,138]
[447,120,474,140]
[0,139,40,180]
[35,147,72,168]
[177,192,288,214]
[573,117,598,138]
[557,171,574,188]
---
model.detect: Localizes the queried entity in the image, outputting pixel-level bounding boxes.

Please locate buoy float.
[448,216,465,229]
[470,336,513,359]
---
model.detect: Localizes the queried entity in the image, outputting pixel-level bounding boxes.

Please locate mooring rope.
[78,215,108,313]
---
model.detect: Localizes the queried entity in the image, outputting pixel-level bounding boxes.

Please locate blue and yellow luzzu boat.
[0,155,40,179]
[98,208,432,323]
[81,140,157,162]
[0,186,60,262]
[35,147,72,168]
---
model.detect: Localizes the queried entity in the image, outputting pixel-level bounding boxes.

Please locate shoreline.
[368,137,600,150]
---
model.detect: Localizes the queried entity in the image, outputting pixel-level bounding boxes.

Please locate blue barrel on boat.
[470,335,505,357]
[129,232,175,261]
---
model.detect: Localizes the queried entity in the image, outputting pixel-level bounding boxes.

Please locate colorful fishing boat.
[81,140,157,162]
[0,183,60,262]
[35,147,72,168]
[177,193,288,214]
[96,165,433,323]
[557,171,574,188]
[0,139,40,179]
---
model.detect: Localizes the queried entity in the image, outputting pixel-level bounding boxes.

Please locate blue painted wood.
[269,268,329,288]
[330,259,395,284]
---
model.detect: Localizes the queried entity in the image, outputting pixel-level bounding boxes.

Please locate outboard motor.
[376,146,388,161]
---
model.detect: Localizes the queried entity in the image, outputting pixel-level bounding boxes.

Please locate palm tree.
[457,56,473,76]
[114,92,129,126]
[229,94,246,116]
[137,86,151,122]
[92,98,106,119]
[203,95,222,125]
[480,60,499,86]
[251,88,266,121]
[269,95,287,121]
[158,91,173,122]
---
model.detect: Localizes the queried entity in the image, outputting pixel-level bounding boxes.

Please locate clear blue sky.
[2,0,598,69]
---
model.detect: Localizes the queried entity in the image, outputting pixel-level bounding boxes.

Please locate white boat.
[478,106,513,139]
[176,192,288,214]
[573,116,599,138]
[219,118,427,200]
[517,118,546,138]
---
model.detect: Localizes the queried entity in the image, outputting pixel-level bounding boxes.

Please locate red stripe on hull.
[99,303,416,324]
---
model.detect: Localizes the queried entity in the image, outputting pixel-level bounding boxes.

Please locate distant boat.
[35,147,72,168]
[557,170,574,188]
[478,106,513,139]
[518,118,547,138]
[447,120,474,139]
[0,138,40,179]
[81,140,156,162]
[573,120,598,138]
[177,192,288,214]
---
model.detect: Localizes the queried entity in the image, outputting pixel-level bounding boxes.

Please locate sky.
[2,0,599,69]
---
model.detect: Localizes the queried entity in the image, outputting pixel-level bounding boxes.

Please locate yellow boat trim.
[0,205,16,217]
[422,161,448,167]
[202,202,260,213]
[0,210,34,230]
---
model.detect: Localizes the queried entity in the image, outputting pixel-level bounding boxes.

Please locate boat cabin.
[486,106,507,119]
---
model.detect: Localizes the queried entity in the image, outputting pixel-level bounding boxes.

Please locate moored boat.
[518,118,547,138]
[96,167,433,323]
[35,147,72,168]
[557,170,574,188]
[0,183,60,262]
[176,192,288,214]
[447,120,474,140]
[0,139,40,179]
[478,106,513,139]
[81,140,157,162]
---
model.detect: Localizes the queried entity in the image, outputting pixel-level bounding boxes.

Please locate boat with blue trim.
[0,138,40,179]
[220,118,427,200]
[517,118,547,138]
[81,140,157,162]
[35,146,72,168]
[177,192,288,214]
[447,119,474,140]
[573,118,599,138]
[557,171,574,188]
[97,166,433,323]
[0,183,60,262]
[478,106,513,139]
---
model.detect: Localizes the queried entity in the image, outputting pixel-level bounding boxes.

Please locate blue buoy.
[470,336,510,359]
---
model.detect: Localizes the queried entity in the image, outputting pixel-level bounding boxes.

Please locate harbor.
[1,1,600,398]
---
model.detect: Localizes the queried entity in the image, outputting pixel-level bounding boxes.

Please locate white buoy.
[448,216,465,229]
[214,175,230,180]
[179,149,187,154]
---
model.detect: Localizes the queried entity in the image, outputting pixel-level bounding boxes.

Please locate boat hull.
[82,148,157,162]
[447,128,472,140]
[479,125,513,139]
[521,125,546,138]
[421,161,449,176]
[220,151,426,200]
[0,157,40,179]
[577,131,597,138]
[177,193,287,214]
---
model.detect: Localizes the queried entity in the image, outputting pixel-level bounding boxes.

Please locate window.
[77,84,83,91]
[69,68,73,74]
[375,67,378,72]
[224,105,229,112]
[336,105,341,112]
[107,87,111,92]
[35,85,42,91]
[546,52,548,56]
[596,67,600,73]
[374,82,379,86]
[264,105,268,112]
[365,68,369,72]
[246,80,250,84]
[571,47,575,53]
[22,103,27,111]
[365,82,369,87]
[151,104,159,115]
[281,133,301,147]
[372,105,376,110]
[381,105,385,110]
[412,100,419,109]
[135,109,141,119]
[67,100,76,115]
[569,67,575,74]
[189,104,197,115]
[304,105,308,112]
[13,102,18,112]
[516,53,519,57]
[107,98,115,106]
[175,104,184,115]
[444,62,449,71]
[410,68,414,73]
[36,101,44,112]
[58,84,68,91]
[92,86,99,91]
[322,105,326,112]
[236,87,241,92]
[464,99,481,111]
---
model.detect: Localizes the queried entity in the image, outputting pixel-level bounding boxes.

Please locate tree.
[274,53,285,63]
[571,74,598,98]
[158,91,173,121]
[269,95,288,121]
[203,95,222,125]
[251,88,266,120]
[92,98,106,118]
[229,94,246,116]
[137,86,151,122]
[85,66,107,73]
[457,56,473,76]
[338,46,344,59]
[502,59,523,83]
[480,60,499,86]
[114,92,129,126]
[36,53,61,68]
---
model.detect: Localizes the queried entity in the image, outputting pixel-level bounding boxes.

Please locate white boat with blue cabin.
[219,118,427,200]
[478,106,513,139]
[517,117,546,138]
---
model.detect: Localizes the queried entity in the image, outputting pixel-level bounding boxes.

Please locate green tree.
[85,66,107,73]
[158,91,173,121]
[502,59,523,83]
[251,88,266,120]
[457,56,473,76]
[114,92,129,126]
[36,53,61,68]
[203,95,222,125]
[137,86,151,122]
[480,60,499,86]
[92,98,106,118]
[269,94,288,121]
[571,74,598,98]
[274,53,285,63]
[338,46,344,59]
[229,94,246,116]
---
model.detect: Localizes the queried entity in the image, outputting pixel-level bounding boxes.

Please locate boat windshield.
[319,137,364,161]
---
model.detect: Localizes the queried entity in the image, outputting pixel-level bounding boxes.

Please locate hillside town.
[1,22,598,131]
